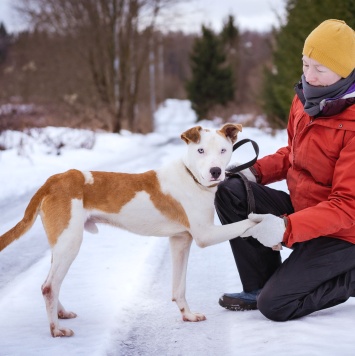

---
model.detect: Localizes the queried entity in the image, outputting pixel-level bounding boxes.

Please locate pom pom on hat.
[303,19,355,78]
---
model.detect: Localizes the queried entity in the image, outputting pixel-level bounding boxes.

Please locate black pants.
[215,177,355,321]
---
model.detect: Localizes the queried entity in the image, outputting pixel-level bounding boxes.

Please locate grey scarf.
[302,70,355,116]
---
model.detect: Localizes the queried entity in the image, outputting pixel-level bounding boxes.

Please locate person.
[215,19,355,321]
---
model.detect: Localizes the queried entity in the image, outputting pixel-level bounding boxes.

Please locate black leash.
[225,138,259,214]
[227,138,260,173]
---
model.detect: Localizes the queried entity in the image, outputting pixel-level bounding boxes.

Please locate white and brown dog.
[0,123,255,337]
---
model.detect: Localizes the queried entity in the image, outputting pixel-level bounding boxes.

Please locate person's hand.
[227,162,256,182]
[240,213,286,249]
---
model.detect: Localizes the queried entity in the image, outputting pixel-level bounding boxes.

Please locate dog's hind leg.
[169,232,206,322]
[41,199,85,337]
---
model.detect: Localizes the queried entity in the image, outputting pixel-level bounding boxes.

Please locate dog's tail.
[0,186,45,252]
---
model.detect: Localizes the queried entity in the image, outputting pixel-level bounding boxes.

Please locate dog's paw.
[182,312,207,322]
[241,218,257,232]
[50,324,74,337]
[58,310,77,319]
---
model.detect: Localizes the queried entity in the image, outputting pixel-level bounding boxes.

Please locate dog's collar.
[184,165,219,189]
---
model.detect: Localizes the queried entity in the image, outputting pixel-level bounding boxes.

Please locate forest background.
[0,0,355,135]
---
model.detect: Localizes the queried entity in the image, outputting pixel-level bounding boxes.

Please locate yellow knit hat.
[303,19,355,78]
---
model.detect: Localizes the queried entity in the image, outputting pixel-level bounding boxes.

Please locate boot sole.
[218,297,257,311]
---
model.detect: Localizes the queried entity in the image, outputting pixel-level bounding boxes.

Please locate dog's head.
[181,123,242,187]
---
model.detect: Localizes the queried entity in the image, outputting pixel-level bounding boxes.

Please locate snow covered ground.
[0,100,355,355]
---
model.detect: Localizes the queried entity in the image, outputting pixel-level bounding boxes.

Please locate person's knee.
[216,178,235,196]
[215,178,246,207]
[257,289,290,322]
[215,178,249,224]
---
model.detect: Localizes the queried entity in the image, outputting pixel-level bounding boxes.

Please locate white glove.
[227,162,256,183]
[240,213,286,249]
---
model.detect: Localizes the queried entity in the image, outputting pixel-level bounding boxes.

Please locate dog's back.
[0,165,193,251]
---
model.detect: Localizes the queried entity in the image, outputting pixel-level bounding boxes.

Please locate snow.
[0,99,354,355]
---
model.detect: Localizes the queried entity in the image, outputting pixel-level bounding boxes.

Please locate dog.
[0,123,255,337]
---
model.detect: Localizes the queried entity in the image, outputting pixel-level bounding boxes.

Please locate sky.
[168,0,286,33]
[0,0,286,34]
[0,99,355,355]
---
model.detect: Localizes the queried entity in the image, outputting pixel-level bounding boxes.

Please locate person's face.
[302,56,342,86]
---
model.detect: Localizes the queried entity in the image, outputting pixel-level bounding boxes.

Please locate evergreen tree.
[220,15,239,49]
[0,22,9,64]
[220,15,240,105]
[0,23,7,37]
[186,25,234,121]
[262,0,355,127]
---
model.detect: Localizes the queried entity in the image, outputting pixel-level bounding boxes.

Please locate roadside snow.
[0,99,355,355]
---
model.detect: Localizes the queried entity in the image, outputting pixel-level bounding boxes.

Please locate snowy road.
[1,125,355,355]
[0,136,247,356]
[0,137,243,355]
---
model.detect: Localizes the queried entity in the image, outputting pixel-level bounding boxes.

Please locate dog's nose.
[210,167,222,179]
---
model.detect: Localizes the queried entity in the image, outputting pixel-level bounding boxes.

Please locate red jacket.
[253,93,355,248]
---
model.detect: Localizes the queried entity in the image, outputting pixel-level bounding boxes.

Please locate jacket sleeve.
[253,146,290,185]
[284,133,355,247]
[252,97,298,185]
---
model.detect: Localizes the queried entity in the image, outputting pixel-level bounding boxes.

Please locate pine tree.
[186,26,234,121]
[262,0,355,127]
[0,23,7,38]
[0,22,9,63]
[220,15,239,49]
[220,15,240,105]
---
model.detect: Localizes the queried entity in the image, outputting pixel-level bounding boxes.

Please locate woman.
[215,19,355,321]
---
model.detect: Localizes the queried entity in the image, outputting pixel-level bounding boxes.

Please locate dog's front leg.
[169,233,206,322]
[192,218,256,248]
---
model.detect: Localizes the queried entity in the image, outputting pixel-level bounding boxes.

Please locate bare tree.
[15,0,182,132]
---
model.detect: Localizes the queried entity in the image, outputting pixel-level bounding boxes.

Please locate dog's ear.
[181,126,203,144]
[218,123,242,144]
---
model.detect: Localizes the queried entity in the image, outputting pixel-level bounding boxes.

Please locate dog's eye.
[198,148,204,154]
[221,148,226,153]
